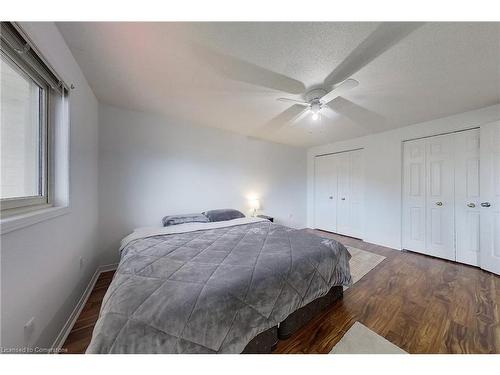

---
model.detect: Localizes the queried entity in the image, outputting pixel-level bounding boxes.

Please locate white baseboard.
[98,263,119,273]
[50,263,118,353]
[362,238,402,251]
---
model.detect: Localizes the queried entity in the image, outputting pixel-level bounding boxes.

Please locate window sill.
[0,205,70,235]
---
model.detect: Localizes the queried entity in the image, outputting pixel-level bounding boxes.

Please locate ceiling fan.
[194,22,424,133]
[277,78,359,124]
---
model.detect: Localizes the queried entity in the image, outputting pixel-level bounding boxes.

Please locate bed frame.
[242,285,344,353]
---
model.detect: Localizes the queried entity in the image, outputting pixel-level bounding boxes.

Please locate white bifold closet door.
[402,138,427,252]
[403,127,499,271]
[342,150,364,238]
[425,134,456,261]
[314,154,338,233]
[403,134,455,261]
[313,149,364,239]
[479,121,500,275]
[454,130,481,266]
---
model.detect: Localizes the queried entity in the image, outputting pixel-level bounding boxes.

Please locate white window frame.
[0,22,70,233]
[1,51,51,214]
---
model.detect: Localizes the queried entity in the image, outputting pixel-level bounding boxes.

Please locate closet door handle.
[328,196,333,200]
[481,202,491,208]
[341,197,346,201]
[436,201,443,206]
[467,203,476,208]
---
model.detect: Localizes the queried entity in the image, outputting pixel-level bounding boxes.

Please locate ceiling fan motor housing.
[305,88,328,103]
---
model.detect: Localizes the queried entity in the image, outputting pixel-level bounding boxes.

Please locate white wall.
[0,23,100,349]
[98,104,307,265]
[307,104,500,250]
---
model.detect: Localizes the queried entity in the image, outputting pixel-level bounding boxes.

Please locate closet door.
[334,150,364,238]
[336,152,351,236]
[425,134,455,261]
[454,129,481,266]
[479,121,500,275]
[402,139,427,252]
[314,154,338,232]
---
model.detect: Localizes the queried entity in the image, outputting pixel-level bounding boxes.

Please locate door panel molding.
[403,138,426,252]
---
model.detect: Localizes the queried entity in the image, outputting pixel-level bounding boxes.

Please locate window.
[1,52,48,210]
[0,22,69,218]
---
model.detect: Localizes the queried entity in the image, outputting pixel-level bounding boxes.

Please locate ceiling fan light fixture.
[310,101,321,121]
[277,78,359,127]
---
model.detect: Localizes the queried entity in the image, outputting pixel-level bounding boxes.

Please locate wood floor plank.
[61,233,500,354]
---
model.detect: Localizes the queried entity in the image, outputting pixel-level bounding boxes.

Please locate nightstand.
[257,214,274,222]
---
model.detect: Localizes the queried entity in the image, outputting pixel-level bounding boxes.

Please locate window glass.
[1,54,43,199]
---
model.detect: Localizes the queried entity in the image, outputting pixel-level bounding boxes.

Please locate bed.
[86,217,352,353]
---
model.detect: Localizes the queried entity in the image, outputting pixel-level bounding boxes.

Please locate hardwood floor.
[275,230,500,354]
[62,270,115,354]
[62,231,500,354]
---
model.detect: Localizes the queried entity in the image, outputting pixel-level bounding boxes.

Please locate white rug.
[345,246,386,290]
[330,322,408,354]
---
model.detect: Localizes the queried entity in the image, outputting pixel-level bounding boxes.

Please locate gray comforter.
[86,220,352,353]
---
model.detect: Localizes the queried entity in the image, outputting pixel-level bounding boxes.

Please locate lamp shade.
[248,198,260,210]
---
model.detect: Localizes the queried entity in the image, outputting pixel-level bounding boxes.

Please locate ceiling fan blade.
[289,108,311,126]
[321,105,375,139]
[192,43,306,94]
[277,97,310,106]
[327,97,387,131]
[319,79,359,105]
[251,104,307,136]
[324,22,425,86]
[321,106,342,121]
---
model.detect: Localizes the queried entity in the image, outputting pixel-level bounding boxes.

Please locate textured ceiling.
[57,22,500,147]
